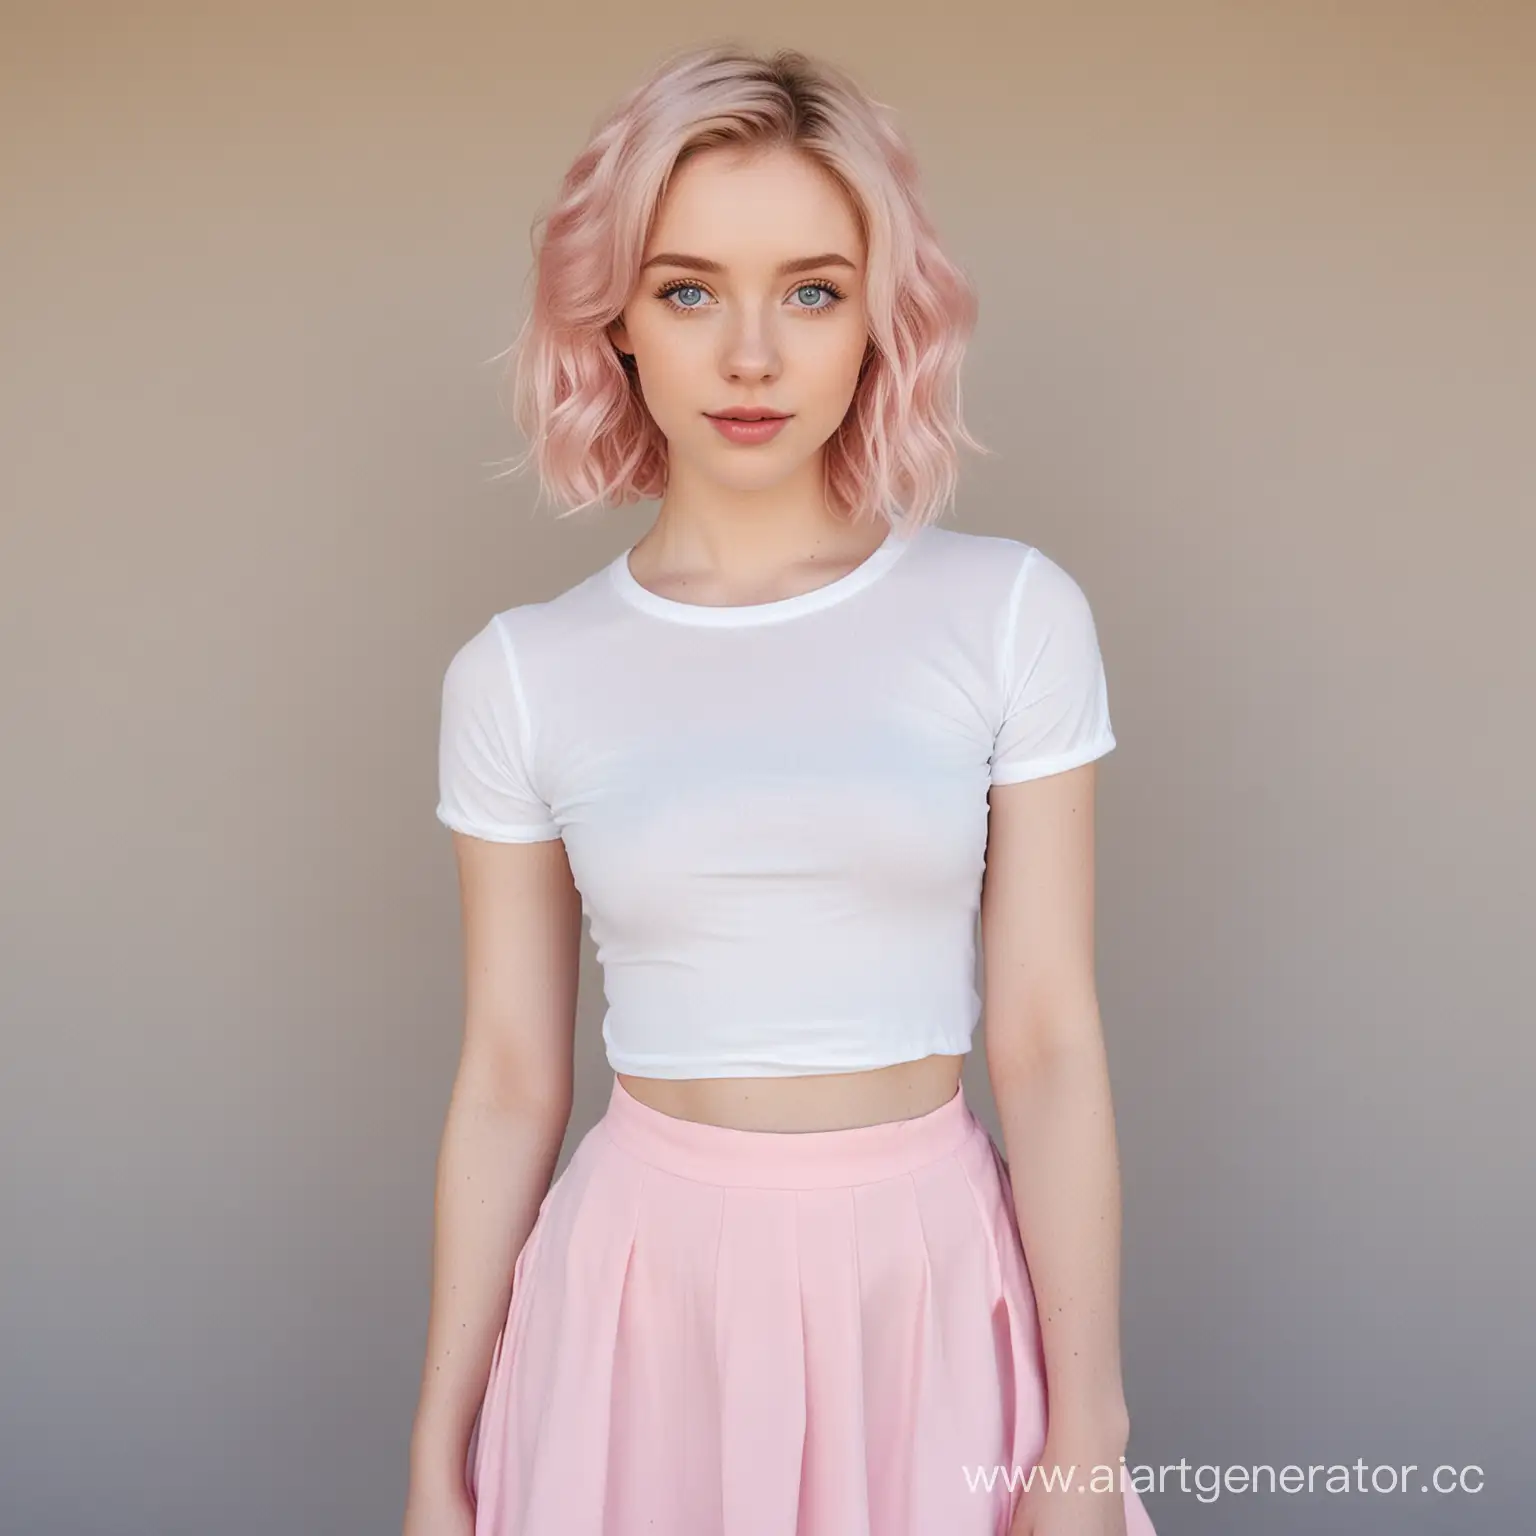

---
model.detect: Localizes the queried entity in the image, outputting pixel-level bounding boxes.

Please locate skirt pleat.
[468,1077,1157,1536]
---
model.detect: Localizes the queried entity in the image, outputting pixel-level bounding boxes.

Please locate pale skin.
[404,144,1131,1536]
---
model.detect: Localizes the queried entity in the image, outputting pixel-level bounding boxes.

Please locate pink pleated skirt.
[467,1076,1157,1536]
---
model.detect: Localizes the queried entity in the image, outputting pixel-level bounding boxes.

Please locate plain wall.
[1,2,1531,1531]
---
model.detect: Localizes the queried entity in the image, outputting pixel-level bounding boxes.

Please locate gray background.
[2,2,1531,1531]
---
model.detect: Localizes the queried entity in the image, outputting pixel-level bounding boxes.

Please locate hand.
[402,1472,476,1536]
[1008,1444,1130,1536]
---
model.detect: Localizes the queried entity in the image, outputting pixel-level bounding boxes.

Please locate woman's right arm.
[403,831,583,1533]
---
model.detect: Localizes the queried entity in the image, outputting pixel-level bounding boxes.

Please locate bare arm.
[980,761,1131,1460]
[406,831,583,1503]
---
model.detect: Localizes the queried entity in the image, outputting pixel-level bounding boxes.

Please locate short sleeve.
[989,546,1117,785]
[435,614,561,843]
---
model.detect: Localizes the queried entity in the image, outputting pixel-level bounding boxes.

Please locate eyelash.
[651,278,848,316]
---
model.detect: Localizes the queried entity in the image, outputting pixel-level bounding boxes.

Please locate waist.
[614,1052,965,1131]
[600,1065,976,1187]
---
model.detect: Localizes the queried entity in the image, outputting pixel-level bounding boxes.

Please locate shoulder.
[912,522,1033,573]
[927,525,1091,594]
[908,522,1104,622]
[909,526,1106,680]
[899,523,1035,612]
[1009,544,1099,629]
[442,553,625,706]
[443,602,537,690]
[446,550,619,661]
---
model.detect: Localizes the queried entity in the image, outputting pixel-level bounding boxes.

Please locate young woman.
[405,43,1157,1536]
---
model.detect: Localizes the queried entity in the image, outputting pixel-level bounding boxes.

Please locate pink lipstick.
[705,411,791,445]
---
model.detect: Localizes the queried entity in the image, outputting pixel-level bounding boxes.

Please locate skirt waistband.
[598,1075,977,1189]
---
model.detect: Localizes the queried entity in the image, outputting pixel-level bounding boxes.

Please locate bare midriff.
[615,1051,965,1132]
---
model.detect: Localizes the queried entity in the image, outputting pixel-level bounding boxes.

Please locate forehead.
[648,147,864,265]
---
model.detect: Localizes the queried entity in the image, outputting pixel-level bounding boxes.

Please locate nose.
[721,317,781,384]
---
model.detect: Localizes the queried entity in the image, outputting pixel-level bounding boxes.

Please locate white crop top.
[435,520,1116,1079]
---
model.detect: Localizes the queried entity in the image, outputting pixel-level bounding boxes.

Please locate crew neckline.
[608,520,919,627]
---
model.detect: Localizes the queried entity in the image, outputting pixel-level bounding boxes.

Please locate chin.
[691,434,801,470]
[708,464,802,493]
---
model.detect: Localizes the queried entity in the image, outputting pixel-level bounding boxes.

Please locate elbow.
[984,998,1107,1085]
[456,1033,574,1126]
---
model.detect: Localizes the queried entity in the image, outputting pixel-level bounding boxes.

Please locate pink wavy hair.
[497,42,990,531]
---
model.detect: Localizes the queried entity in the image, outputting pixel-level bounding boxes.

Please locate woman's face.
[608,146,870,496]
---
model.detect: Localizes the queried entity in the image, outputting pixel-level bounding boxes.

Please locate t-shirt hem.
[435,807,562,843]
[989,733,1116,785]
[606,1037,975,1080]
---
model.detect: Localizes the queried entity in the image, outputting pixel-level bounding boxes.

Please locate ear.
[607,313,631,354]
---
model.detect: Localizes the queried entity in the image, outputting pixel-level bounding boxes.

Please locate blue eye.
[652,279,848,315]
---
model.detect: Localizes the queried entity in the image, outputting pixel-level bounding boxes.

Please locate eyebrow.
[639,251,858,276]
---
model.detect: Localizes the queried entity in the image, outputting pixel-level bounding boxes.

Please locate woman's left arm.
[981,759,1131,1470]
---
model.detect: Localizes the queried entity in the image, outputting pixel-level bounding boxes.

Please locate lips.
[707,410,790,421]
[706,413,792,444]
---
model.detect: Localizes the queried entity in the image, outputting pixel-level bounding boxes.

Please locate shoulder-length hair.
[498,42,989,531]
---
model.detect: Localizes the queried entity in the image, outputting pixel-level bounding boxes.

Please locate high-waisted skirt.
[467,1076,1157,1536]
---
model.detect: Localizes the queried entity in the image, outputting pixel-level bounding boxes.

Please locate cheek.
[629,344,701,425]
[810,315,872,377]
[799,327,872,408]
